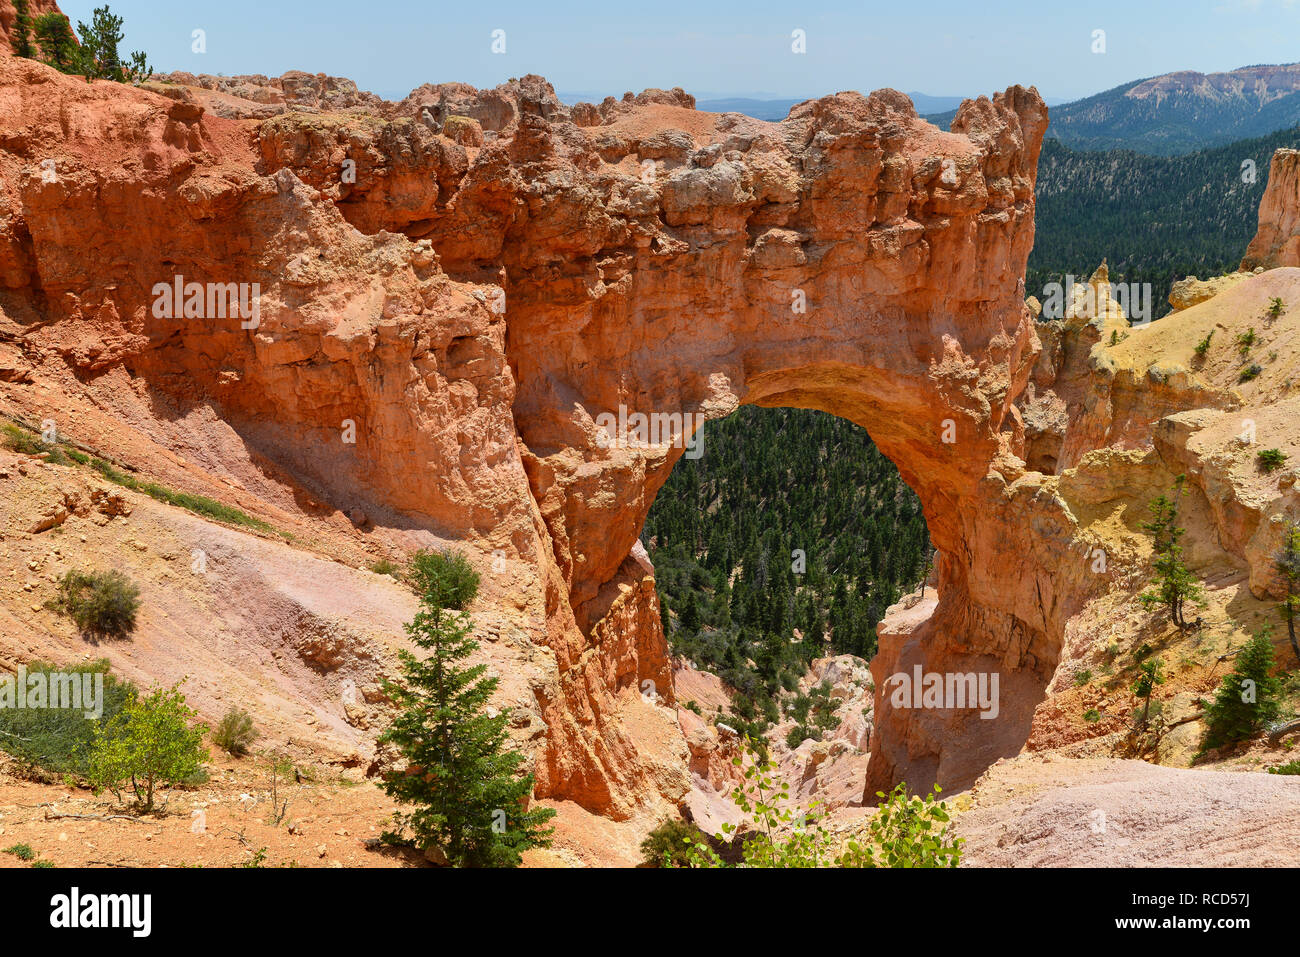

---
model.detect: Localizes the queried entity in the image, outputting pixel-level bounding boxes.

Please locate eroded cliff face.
[1012,212,1300,771]
[0,49,1078,810]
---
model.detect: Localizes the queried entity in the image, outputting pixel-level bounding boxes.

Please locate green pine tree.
[74,5,151,84]
[10,0,34,57]
[378,549,554,867]
[76,5,123,80]
[33,12,78,72]
[1201,627,1284,752]
[1276,521,1300,665]
[1138,477,1204,630]
[1130,659,1165,731]
[679,591,701,633]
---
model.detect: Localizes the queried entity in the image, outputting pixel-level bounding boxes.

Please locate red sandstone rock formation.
[155,70,389,117]
[0,46,1067,810]
[1243,148,1300,270]
[61,0,1296,826]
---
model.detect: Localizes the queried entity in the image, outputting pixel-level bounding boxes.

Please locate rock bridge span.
[1,53,1087,812]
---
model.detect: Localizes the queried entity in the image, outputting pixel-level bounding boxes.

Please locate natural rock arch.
[496,83,1074,798]
[1,54,1091,814]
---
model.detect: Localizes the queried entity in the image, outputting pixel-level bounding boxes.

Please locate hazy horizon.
[55,0,1300,106]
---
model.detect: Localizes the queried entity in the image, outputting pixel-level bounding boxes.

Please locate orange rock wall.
[0,47,1115,813]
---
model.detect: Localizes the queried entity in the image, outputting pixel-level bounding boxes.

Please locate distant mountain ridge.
[1045,62,1300,155]
[926,62,1300,155]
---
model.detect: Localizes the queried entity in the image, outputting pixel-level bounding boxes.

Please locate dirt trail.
[953,754,1300,867]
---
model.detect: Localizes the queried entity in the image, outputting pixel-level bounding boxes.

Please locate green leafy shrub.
[49,569,141,640]
[680,738,830,868]
[848,783,963,868]
[1074,669,1093,687]
[1268,297,1285,319]
[1193,331,1214,358]
[680,737,961,868]
[1,423,71,464]
[2,843,35,861]
[0,660,134,778]
[807,681,842,732]
[369,558,403,579]
[240,847,269,868]
[1240,363,1263,383]
[2,422,43,455]
[87,682,209,811]
[640,818,714,867]
[211,707,257,757]
[1084,708,1101,723]
[1237,327,1257,356]
[1267,760,1300,775]
[1257,448,1288,473]
[785,725,816,749]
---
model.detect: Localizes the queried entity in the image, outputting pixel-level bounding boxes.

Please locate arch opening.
[641,404,931,805]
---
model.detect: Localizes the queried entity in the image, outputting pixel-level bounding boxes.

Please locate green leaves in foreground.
[677,736,962,868]
[87,683,209,812]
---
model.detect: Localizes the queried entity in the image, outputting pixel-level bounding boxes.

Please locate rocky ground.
[0,750,649,869]
[952,753,1300,867]
[0,752,407,869]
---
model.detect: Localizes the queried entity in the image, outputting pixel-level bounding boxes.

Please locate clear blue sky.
[59,0,1300,103]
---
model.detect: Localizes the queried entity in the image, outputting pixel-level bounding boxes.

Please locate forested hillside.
[642,406,929,735]
[1027,126,1300,318]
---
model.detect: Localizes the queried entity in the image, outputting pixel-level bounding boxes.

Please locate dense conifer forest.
[1026,127,1300,318]
[641,407,929,735]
